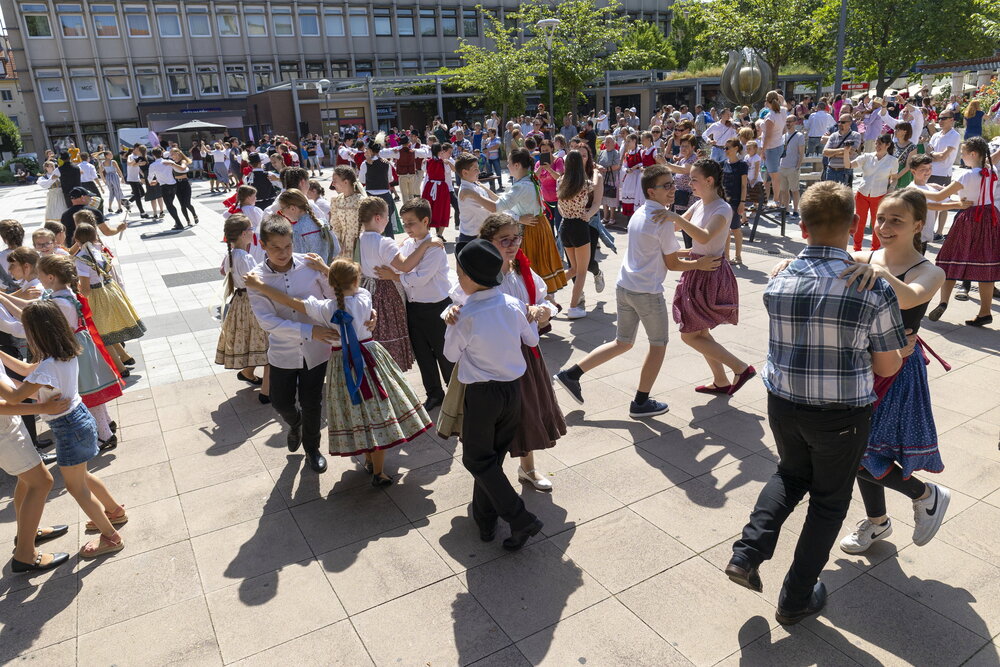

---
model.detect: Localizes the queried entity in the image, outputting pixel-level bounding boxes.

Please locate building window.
[60,14,86,38]
[441,9,457,36]
[355,61,373,78]
[156,8,181,37]
[378,60,397,76]
[187,8,211,37]
[198,72,220,95]
[397,8,413,36]
[246,12,266,36]
[401,59,419,75]
[37,76,67,102]
[217,14,239,37]
[92,13,119,38]
[306,62,325,78]
[21,5,52,37]
[423,59,440,72]
[125,12,151,37]
[419,8,435,37]
[1,90,13,101]
[299,8,320,36]
[104,71,131,99]
[278,63,300,82]
[253,64,273,91]
[273,8,294,36]
[72,76,100,102]
[348,8,368,36]
[373,8,391,36]
[136,72,162,98]
[167,72,191,96]
[226,72,248,95]
[330,62,349,78]
[463,9,478,37]
[8,116,17,126]
[324,8,344,36]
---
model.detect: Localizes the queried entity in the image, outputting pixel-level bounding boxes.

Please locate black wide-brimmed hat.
[456,239,504,288]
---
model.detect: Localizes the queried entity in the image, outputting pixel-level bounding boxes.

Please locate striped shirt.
[762,245,906,407]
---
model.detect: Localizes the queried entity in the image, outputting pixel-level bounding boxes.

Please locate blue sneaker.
[629,398,669,419]
[554,370,584,404]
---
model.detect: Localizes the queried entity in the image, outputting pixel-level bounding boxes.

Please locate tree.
[812,0,997,96]
[667,5,713,70]
[680,0,823,88]
[610,21,678,72]
[513,0,632,116]
[440,8,541,122]
[0,114,21,155]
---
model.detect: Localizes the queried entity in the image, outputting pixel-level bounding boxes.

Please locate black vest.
[251,170,276,205]
[366,159,391,191]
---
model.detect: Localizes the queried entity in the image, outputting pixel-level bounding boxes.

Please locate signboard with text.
[841,83,869,91]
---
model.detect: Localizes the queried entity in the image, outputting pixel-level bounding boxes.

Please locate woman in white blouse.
[851,135,898,252]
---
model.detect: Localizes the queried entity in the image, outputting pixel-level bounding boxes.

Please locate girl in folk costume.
[265,189,338,262]
[354,196,441,370]
[215,215,270,403]
[0,254,126,451]
[664,159,756,395]
[420,143,454,239]
[245,258,430,486]
[925,137,1000,327]
[639,130,659,171]
[71,224,146,374]
[329,165,366,259]
[619,133,644,219]
[37,161,68,224]
[307,180,331,220]
[223,185,266,263]
[438,214,566,491]
[837,189,952,554]
[99,151,129,215]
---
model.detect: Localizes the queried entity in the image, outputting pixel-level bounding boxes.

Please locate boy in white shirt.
[454,154,497,252]
[555,165,721,418]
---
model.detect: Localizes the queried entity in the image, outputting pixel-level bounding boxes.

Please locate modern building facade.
[1,0,671,153]
[0,34,33,154]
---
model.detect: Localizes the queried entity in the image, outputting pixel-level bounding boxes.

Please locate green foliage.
[811,0,996,96]
[513,0,632,115]
[610,21,678,72]
[682,0,824,86]
[439,8,542,121]
[668,5,716,70]
[0,115,23,155]
[5,156,41,174]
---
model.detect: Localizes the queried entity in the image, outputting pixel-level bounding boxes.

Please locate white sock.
[89,404,113,441]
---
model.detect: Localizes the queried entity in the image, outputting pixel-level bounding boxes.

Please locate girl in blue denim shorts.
[0,300,127,560]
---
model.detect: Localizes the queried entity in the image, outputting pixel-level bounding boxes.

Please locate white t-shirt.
[616,201,681,294]
[958,167,1000,212]
[928,129,961,178]
[458,181,491,237]
[688,198,733,257]
[211,149,229,167]
[852,152,898,197]
[25,357,82,421]
[763,108,788,150]
[744,154,763,185]
[358,230,399,279]
[910,183,949,242]
[805,110,833,137]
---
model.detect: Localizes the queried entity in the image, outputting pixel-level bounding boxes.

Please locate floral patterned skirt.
[88,280,146,345]
[362,277,414,371]
[215,290,269,368]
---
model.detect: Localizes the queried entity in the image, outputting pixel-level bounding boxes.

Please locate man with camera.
[822,113,862,186]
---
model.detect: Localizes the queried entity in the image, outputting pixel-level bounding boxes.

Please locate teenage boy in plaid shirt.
[727,181,907,626]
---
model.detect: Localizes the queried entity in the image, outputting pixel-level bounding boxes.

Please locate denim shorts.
[764,146,783,174]
[616,286,670,346]
[50,403,99,467]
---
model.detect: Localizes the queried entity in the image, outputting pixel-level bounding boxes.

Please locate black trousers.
[128,181,146,214]
[857,466,926,518]
[175,179,196,223]
[161,183,182,226]
[374,192,397,238]
[461,381,535,532]
[406,298,454,399]
[269,361,328,451]
[733,393,872,607]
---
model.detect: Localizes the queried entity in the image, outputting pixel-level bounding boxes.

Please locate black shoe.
[11,552,70,573]
[120,368,130,378]
[34,436,53,449]
[122,357,136,366]
[502,518,543,551]
[13,525,69,547]
[775,582,827,625]
[554,370,584,404]
[423,394,444,411]
[480,522,497,543]
[304,447,327,473]
[725,559,763,592]
[258,394,271,405]
[40,452,57,465]
[98,435,118,452]
[966,315,993,327]
[140,213,151,219]
[371,472,395,487]
[237,371,263,385]
[171,224,184,231]
[110,420,117,434]
[287,415,302,452]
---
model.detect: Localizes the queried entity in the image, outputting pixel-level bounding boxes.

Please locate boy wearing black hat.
[444,240,543,551]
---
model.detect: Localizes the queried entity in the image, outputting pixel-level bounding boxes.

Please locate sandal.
[79,533,125,559]
[371,472,395,488]
[122,356,136,366]
[85,506,128,532]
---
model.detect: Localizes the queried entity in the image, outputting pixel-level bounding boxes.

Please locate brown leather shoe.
[725,560,763,592]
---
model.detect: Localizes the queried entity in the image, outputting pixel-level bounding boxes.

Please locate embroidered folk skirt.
[361,276,414,371]
[215,290,269,369]
[88,281,147,345]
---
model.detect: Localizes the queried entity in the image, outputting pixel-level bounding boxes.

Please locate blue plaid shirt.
[762,245,906,407]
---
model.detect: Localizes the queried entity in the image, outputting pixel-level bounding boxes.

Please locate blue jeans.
[488,158,502,190]
[824,167,852,186]
[711,146,726,163]
[544,200,565,259]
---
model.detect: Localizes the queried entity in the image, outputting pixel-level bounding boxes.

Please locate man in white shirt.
[125,146,150,218]
[804,102,834,156]
[927,111,962,237]
[778,116,807,216]
[555,165,721,419]
[146,148,184,230]
[248,218,339,474]
[485,111,499,132]
[879,102,925,153]
[78,153,104,212]
[596,110,610,133]
[263,167,326,219]
[705,109,737,162]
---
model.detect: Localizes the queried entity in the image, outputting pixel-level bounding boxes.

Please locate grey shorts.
[616,286,670,346]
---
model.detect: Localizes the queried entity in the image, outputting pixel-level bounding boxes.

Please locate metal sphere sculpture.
[720,48,772,107]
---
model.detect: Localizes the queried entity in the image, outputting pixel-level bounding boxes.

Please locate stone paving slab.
[0,180,999,665]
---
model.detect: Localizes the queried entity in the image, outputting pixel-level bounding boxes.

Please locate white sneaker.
[594,270,606,293]
[912,483,950,546]
[839,518,893,554]
[567,306,587,319]
[518,467,553,491]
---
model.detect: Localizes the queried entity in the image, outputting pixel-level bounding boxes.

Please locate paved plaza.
[0,179,998,666]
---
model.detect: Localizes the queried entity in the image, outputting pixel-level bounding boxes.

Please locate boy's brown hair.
[358,196,389,225]
[800,182,855,235]
[0,219,24,247]
[399,197,431,223]
[454,154,479,176]
[43,220,65,237]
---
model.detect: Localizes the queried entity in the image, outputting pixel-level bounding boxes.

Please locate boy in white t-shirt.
[555,165,722,419]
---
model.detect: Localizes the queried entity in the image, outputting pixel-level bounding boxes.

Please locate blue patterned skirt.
[862,342,943,479]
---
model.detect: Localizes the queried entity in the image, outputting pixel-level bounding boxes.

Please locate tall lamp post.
[536,18,560,125]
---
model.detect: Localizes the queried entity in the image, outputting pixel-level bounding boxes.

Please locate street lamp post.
[536,18,560,125]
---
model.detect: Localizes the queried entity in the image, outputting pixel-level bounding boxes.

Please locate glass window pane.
[126,14,150,37]
[349,9,367,36]
[25,15,52,37]
[227,72,248,94]
[299,15,319,36]
[60,15,85,37]
[104,74,130,99]
[463,9,478,37]
[330,62,349,78]
[420,9,435,36]
[397,12,413,36]
[157,14,181,36]
[246,14,266,36]
[274,15,293,35]
[374,10,390,36]
[324,13,344,36]
[188,14,210,36]
[72,76,100,101]
[217,14,239,36]
[254,71,272,90]
[168,74,190,96]
[93,14,119,37]
[38,78,66,102]
[199,73,220,95]
[441,9,456,36]
[137,75,162,98]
